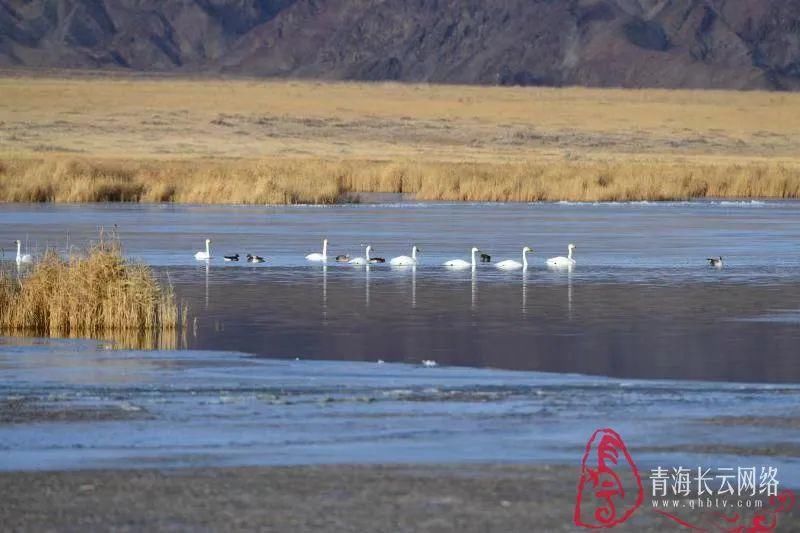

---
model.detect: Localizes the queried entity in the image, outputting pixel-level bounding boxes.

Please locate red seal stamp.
[574,428,644,528]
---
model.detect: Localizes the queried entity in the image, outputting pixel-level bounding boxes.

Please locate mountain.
[1,0,799,90]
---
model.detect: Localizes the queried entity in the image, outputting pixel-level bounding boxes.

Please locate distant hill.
[1,0,799,89]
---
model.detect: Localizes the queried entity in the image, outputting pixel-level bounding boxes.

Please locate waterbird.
[14,240,32,264]
[546,244,576,268]
[444,247,480,269]
[224,254,240,262]
[390,245,420,266]
[194,239,211,261]
[496,246,533,270]
[349,245,372,265]
[305,239,328,262]
[422,360,438,367]
[368,255,386,264]
[707,256,724,268]
[247,254,265,263]
[335,255,351,262]
[480,253,492,263]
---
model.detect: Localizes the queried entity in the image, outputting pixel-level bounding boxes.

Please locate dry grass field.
[2,74,800,202]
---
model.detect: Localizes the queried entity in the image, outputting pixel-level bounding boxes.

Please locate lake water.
[1,339,798,479]
[1,201,799,475]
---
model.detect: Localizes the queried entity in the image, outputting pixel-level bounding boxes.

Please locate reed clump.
[0,239,185,347]
[2,155,799,204]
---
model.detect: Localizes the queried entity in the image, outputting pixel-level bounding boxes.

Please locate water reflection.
[322,264,328,321]
[365,264,371,308]
[471,267,477,311]
[568,271,573,320]
[412,265,417,309]
[203,260,210,310]
[2,326,181,351]
[522,270,528,316]
[174,266,800,383]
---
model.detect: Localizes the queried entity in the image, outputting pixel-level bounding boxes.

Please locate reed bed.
[0,239,185,348]
[2,155,800,204]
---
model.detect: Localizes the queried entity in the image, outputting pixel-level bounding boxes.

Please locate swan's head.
[365,245,372,253]
[206,239,212,244]
[523,246,533,253]
[413,245,421,253]
[323,239,328,245]
[471,247,480,253]
[14,240,20,245]
[568,244,576,250]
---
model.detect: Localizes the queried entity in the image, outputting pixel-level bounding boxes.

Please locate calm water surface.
[1,201,799,474]
[2,201,799,382]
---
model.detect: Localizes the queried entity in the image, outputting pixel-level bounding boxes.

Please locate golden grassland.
[2,74,800,202]
[0,238,186,349]
[3,156,800,203]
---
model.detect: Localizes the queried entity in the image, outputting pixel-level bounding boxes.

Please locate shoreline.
[1,464,796,532]
[0,465,590,532]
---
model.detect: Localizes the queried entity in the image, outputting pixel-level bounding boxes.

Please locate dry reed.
[0,238,186,348]
[2,155,800,204]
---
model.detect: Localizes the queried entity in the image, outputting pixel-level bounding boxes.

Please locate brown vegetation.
[2,156,800,203]
[0,238,185,348]
[2,77,800,203]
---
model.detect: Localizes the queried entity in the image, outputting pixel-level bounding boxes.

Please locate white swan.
[390,245,420,266]
[14,240,32,264]
[444,247,480,269]
[349,245,372,265]
[496,246,533,270]
[305,239,328,262]
[194,239,211,261]
[546,244,576,268]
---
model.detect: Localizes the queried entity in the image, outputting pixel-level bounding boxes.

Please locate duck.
[306,239,328,262]
[224,253,240,262]
[390,245,420,266]
[480,253,492,263]
[335,254,351,262]
[14,240,33,264]
[546,244,576,268]
[707,256,723,268]
[246,254,265,263]
[444,247,480,269]
[194,239,211,261]
[496,247,533,270]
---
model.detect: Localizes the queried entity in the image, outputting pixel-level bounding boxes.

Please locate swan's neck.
[567,247,573,260]
[16,241,21,259]
[366,247,371,260]
[471,249,477,267]
[323,240,328,257]
[206,241,210,255]
[412,247,417,260]
[522,250,528,268]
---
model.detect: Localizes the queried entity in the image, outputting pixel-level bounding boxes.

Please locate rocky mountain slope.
[1,0,799,89]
